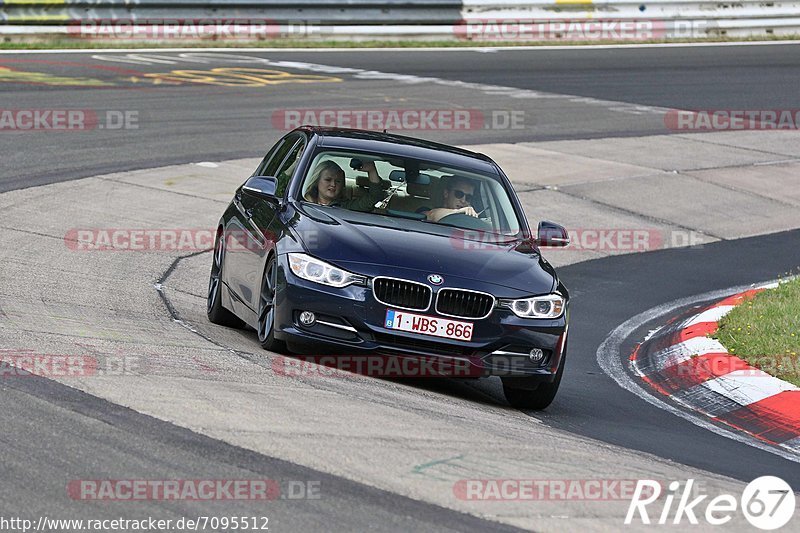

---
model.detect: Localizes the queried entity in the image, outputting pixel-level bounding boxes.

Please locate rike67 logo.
[626,477,795,530]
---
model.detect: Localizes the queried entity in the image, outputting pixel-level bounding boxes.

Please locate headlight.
[288,253,363,288]
[504,294,565,319]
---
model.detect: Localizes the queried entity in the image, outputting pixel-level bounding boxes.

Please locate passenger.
[304,159,384,212]
[420,175,479,223]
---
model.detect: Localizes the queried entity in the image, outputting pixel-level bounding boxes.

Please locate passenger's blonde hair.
[304,160,345,203]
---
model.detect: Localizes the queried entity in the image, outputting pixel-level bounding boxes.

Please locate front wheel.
[502,344,566,410]
[207,230,243,328]
[257,256,286,352]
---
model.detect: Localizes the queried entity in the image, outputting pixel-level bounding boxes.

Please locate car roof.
[299,127,500,175]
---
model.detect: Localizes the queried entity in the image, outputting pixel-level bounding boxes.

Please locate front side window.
[255,133,305,179]
[273,138,305,197]
[254,138,285,177]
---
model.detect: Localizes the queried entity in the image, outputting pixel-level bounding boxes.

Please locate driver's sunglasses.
[451,189,474,203]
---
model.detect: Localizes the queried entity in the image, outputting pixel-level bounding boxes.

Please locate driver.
[420,175,479,223]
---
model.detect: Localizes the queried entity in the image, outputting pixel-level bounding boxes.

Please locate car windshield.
[298,149,523,238]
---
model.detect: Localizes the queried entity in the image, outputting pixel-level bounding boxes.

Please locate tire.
[502,344,566,410]
[207,230,244,328]
[257,255,286,352]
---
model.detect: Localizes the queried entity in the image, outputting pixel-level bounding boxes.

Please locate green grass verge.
[714,274,800,387]
[1,34,799,50]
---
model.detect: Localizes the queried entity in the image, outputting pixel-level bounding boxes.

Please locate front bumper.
[273,254,568,380]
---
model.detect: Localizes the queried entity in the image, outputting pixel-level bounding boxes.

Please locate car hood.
[291,205,557,296]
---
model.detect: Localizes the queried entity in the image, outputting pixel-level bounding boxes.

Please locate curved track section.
[2,161,762,531]
[598,282,800,464]
[2,45,800,529]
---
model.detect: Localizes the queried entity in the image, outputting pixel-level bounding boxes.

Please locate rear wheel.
[257,256,286,352]
[207,230,243,328]
[502,345,566,410]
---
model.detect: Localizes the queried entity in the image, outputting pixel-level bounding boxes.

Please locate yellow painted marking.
[6,14,70,21]
[126,75,177,85]
[4,0,66,4]
[141,68,342,87]
[0,66,113,87]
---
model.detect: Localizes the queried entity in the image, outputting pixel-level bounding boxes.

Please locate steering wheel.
[438,212,492,231]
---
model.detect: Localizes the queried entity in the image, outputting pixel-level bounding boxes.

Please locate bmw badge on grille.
[428,274,444,285]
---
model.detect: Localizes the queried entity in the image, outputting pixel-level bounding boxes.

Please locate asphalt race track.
[1,44,799,531]
[3,44,800,191]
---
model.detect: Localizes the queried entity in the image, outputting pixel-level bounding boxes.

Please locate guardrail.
[462,0,800,24]
[0,0,463,25]
[1,0,798,40]
[460,0,800,39]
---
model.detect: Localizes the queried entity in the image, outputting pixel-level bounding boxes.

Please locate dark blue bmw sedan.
[208,127,570,409]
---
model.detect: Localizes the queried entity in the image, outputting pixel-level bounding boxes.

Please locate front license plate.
[384,309,473,341]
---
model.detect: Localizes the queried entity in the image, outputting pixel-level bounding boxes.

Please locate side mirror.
[537,221,570,247]
[242,176,278,199]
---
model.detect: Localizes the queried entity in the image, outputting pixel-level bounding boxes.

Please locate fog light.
[529,348,544,363]
[299,311,316,327]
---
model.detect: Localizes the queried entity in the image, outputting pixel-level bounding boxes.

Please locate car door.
[224,136,286,314]
[227,132,307,313]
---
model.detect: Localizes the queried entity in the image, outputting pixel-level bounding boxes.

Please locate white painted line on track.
[78,51,672,117]
[596,280,800,464]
